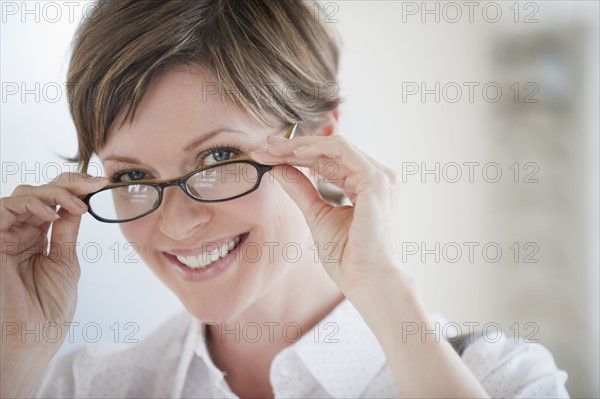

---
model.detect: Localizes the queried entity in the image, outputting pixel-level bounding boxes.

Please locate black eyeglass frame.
[82,158,273,223]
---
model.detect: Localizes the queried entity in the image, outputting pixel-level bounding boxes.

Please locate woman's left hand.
[251,132,404,294]
[253,133,492,399]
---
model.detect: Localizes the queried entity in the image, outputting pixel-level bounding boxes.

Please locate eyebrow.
[182,128,245,152]
[103,128,246,164]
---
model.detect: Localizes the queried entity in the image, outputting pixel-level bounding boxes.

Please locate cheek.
[248,175,310,235]
[119,220,154,257]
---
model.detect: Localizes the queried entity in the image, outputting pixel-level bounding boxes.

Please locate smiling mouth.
[174,234,245,269]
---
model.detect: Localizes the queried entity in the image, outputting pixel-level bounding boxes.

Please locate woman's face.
[98,65,314,322]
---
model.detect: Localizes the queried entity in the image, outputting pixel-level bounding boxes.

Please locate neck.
[204,257,344,393]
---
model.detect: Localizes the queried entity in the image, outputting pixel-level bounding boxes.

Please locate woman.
[1,1,568,398]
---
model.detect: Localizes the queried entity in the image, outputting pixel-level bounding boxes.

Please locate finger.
[50,172,110,193]
[266,135,379,176]
[293,141,372,173]
[258,133,396,198]
[270,164,331,230]
[4,175,109,233]
[48,207,82,272]
[8,187,88,217]
[11,173,109,215]
[0,223,44,252]
[254,150,367,200]
[252,150,355,202]
[264,137,390,196]
[12,174,109,198]
[253,148,349,178]
[0,196,60,231]
[293,146,400,199]
[250,150,292,166]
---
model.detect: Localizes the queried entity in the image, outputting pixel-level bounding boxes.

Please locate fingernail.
[46,206,60,219]
[72,197,87,209]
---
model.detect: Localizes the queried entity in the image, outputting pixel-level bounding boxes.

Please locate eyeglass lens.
[88,162,261,222]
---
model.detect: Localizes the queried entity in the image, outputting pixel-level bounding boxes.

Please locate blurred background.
[1,1,598,397]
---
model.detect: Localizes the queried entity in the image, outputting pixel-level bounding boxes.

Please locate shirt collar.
[190,298,387,398]
[274,298,387,398]
[192,321,229,384]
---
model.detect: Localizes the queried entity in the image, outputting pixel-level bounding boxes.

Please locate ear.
[315,108,339,137]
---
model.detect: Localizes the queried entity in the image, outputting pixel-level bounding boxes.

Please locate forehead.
[99,66,271,155]
[97,66,284,176]
[108,66,240,137]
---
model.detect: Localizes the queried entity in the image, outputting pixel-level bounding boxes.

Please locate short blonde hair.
[66,0,341,165]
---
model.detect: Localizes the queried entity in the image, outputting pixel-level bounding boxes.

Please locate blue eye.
[114,170,147,183]
[202,146,240,165]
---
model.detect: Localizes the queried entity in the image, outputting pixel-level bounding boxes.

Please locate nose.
[157,186,212,240]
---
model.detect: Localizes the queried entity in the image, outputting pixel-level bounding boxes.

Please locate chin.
[180,295,250,324]
[141,231,282,323]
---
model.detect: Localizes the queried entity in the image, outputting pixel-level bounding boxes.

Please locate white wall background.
[1,1,598,397]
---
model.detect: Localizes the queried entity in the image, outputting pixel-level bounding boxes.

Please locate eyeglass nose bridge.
[161,178,187,189]
[153,176,202,202]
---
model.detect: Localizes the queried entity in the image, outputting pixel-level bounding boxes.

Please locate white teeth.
[219,242,228,258]
[209,250,220,263]
[176,235,242,269]
[186,256,200,268]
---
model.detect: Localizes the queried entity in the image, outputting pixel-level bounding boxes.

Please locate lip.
[165,233,245,257]
[163,232,249,282]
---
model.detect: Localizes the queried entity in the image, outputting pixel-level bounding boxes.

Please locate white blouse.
[31,299,569,398]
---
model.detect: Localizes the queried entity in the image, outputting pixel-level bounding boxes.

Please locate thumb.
[48,207,82,269]
[271,164,330,229]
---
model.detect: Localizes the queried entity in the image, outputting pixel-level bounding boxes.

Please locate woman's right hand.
[0,173,109,398]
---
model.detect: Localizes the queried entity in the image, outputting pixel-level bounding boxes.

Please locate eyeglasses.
[82,123,299,223]
[82,158,273,223]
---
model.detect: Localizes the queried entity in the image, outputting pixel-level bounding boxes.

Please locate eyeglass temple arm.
[284,122,299,139]
[81,159,89,175]
[76,160,91,201]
